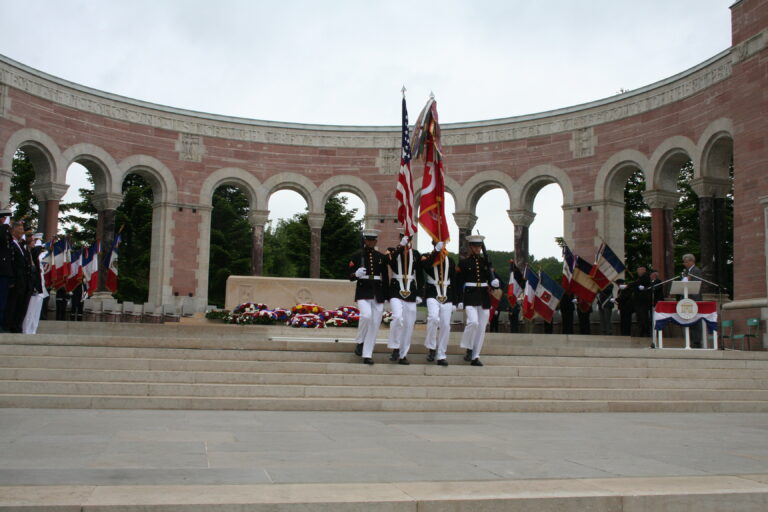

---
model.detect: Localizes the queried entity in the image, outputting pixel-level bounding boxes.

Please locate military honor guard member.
[347,229,389,365]
[420,240,456,366]
[22,233,47,334]
[385,234,422,365]
[455,235,500,366]
[4,220,31,333]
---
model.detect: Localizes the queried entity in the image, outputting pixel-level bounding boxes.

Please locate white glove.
[415,297,422,305]
[451,305,457,312]
[435,241,444,252]
[638,285,645,291]
[456,303,464,311]
[491,278,500,288]
[572,298,578,303]
[611,298,616,303]
[355,267,368,278]
[399,236,409,246]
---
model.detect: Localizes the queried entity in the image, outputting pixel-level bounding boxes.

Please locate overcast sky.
[0,0,734,257]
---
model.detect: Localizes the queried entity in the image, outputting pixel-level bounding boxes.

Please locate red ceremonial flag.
[570,256,600,305]
[395,94,417,237]
[413,96,449,243]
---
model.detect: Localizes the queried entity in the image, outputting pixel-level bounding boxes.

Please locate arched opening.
[529,184,564,263]
[264,189,310,277]
[113,173,154,304]
[320,191,364,278]
[623,168,651,274]
[208,184,252,307]
[9,149,39,226]
[59,162,96,244]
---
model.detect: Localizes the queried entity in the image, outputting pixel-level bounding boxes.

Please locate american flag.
[395,95,416,237]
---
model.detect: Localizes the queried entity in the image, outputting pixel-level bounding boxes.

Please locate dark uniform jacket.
[632,273,652,306]
[348,247,389,303]
[597,284,615,311]
[9,238,30,296]
[0,224,14,279]
[419,250,457,305]
[616,285,633,311]
[386,246,422,302]
[455,253,496,309]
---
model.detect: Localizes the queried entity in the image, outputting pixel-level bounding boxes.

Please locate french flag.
[592,242,625,289]
[507,261,524,306]
[82,241,100,297]
[104,234,121,294]
[66,249,83,292]
[51,238,70,290]
[522,266,539,320]
[534,271,565,323]
[562,245,575,292]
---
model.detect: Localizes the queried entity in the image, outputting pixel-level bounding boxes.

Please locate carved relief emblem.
[176,133,206,162]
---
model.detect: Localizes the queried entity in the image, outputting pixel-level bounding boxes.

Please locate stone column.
[91,193,123,297]
[642,190,679,280]
[31,183,69,239]
[452,212,477,258]
[507,209,536,268]
[690,177,731,290]
[0,168,13,211]
[247,209,269,276]
[307,213,325,279]
[592,200,627,267]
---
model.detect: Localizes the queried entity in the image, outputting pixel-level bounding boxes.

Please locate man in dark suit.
[616,279,633,336]
[4,221,31,333]
[682,254,705,347]
[632,266,653,337]
[0,208,14,331]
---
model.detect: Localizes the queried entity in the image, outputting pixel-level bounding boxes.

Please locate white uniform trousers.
[459,305,490,360]
[356,299,384,358]
[386,298,417,358]
[425,298,454,360]
[22,293,45,334]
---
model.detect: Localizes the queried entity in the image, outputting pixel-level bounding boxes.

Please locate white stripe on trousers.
[459,305,490,360]
[424,298,454,360]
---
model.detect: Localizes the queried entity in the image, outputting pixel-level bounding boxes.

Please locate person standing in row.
[22,233,47,334]
[348,229,389,365]
[597,283,615,335]
[385,234,421,365]
[633,266,652,337]
[455,235,500,367]
[421,240,455,366]
[0,208,14,331]
[616,278,633,336]
[4,221,31,333]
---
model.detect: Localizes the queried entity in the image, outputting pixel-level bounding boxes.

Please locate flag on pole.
[562,245,576,292]
[395,94,417,237]
[51,238,70,289]
[507,260,524,307]
[534,271,565,323]
[570,256,600,305]
[522,266,539,320]
[413,95,449,243]
[104,234,121,294]
[592,242,626,289]
[66,248,83,292]
[82,241,100,297]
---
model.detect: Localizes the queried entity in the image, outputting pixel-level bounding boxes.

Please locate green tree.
[114,174,153,304]
[59,173,97,247]
[208,185,252,306]
[672,160,700,276]
[624,168,651,272]
[10,151,38,225]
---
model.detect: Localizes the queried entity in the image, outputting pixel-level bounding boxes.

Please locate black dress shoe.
[354,343,363,356]
[389,348,400,361]
[426,349,436,362]
[437,359,448,367]
[363,357,374,365]
[463,349,473,362]
[470,358,483,366]
[398,357,410,365]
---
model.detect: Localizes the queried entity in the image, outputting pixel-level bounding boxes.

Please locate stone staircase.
[1,321,767,413]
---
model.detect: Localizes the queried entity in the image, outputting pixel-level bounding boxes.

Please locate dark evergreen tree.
[114,174,153,304]
[624,168,651,272]
[672,160,700,276]
[10,151,38,225]
[320,195,363,278]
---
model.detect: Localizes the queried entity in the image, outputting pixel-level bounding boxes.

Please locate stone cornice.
[0,50,732,149]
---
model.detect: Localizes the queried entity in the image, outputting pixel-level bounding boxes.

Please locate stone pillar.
[91,193,123,297]
[507,209,536,268]
[592,200,627,266]
[307,213,325,279]
[642,190,679,280]
[31,183,69,239]
[247,209,269,276]
[0,168,12,211]
[690,177,731,290]
[452,212,477,258]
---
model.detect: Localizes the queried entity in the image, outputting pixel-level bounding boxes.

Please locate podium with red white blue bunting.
[653,300,719,350]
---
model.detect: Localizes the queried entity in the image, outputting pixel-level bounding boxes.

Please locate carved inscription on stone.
[175,133,205,162]
[376,147,400,175]
[570,127,596,158]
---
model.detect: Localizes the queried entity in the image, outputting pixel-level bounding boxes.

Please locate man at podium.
[681,254,703,347]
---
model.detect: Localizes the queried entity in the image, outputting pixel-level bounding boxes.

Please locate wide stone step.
[5,378,768,402]
[3,366,766,390]
[2,393,768,412]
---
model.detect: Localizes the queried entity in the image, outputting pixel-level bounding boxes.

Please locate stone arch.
[262,172,317,213]
[2,128,62,186]
[117,154,178,204]
[517,164,573,211]
[318,174,378,217]
[61,142,119,195]
[455,170,517,214]
[595,149,651,203]
[199,167,263,210]
[648,135,698,192]
[698,118,734,182]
